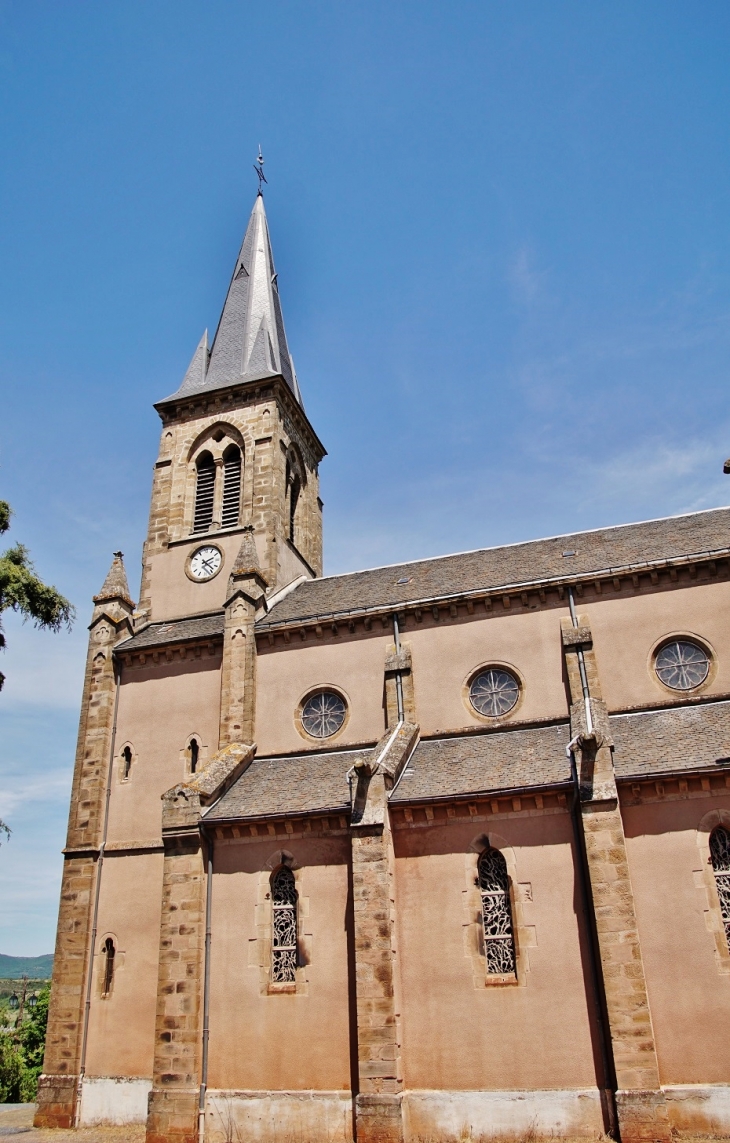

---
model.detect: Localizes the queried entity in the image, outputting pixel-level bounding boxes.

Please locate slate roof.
[117,612,224,653]
[158,194,302,407]
[610,700,730,777]
[391,724,572,803]
[206,747,370,821]
[259,507,730,627]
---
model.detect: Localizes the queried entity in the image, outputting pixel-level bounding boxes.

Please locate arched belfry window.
[102,937,115,997]
[478,848,516,975]
[221,445,242,528]
[271,866,297,984]
[710,827,730,950]
[285,452,303,547]
[193,452,215,534]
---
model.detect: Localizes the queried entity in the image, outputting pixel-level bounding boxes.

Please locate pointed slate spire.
[94,552,135,607]
[161,195,302,406]
[176,330,208,397]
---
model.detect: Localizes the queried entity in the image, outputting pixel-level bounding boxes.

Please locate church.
[36,190,730,1143]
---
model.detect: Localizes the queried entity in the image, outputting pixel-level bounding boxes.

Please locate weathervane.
[254,147,267,195]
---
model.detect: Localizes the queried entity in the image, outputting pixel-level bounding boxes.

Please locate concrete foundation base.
[663,1084,730,1136]
[79,1076,152,1125]
[402,1088,604,1140]
[205,1090,353,1143]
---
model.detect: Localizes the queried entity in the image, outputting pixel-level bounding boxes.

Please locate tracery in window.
[710,826,730,950]
[102,937,115,997]
[470,669,520,718]
[301,691,346,738]
[121,746,132,781]
[655,640,710,691]
[271,866,297,984]
[221,445,242,528]
[478,848,516,975]
[193,451,215,534]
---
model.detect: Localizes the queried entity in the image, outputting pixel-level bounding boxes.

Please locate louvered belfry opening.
[193,452,215,533]
[221,445,242,528]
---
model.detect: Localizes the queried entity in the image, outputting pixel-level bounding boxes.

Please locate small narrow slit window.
[189,738,199,775]
[271,867,297,984]
[122,746,132,781]
[710,826,730,950]
[221,446,242,528]
[102,937,115,997]
[193,452,215,534]
[478,848,516,976]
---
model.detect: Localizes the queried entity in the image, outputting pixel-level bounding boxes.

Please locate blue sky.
[1,1,730,954]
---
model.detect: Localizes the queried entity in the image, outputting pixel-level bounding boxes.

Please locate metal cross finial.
[254,147,268,195]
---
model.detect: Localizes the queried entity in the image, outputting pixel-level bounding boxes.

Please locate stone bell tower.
[137,191,326,627]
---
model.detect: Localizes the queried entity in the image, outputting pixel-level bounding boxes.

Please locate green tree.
[0,987,51,1103]
[0,500,74,842]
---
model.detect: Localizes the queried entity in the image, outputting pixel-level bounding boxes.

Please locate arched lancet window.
[193,452,215,534]
[122,746,132,780]
[478,848,516,975]
[221,445,242,528]
[189,738,199,775]
[271,866,297,984]
[710,826,730,950]
[102,937,115,997]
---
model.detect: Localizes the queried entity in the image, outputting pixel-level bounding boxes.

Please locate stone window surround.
[461,661,525,727]
[695,807,730,975]
[248,848,312,995]
[178,733,210,779]
[462,832,536,988]
[117,740,137,783]
[649,631,717,698]
[94,931,124,1000]
[294,685,351,745]
[184,421,246,537]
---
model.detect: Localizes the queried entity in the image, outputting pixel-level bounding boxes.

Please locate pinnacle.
[94,552,135,607]
[230,526,265,579]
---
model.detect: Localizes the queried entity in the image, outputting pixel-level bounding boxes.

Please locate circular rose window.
[469,668,520,718]
[655,640,710,691]
[300,691,347,738]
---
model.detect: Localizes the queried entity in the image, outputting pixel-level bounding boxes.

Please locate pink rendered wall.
[622,794,730,1085]
[394,814,599,1092]
[144,530,267,623]
[207,836,353,1092]
[255,634,390,755]
[84,851,164,1079]
[109,655,222,843]
[405,607,571,736]
[580,580,730,710]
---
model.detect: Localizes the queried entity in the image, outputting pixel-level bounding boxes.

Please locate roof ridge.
[309,504,730,585]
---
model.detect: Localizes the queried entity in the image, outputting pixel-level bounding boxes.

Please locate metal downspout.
[74,658,122,1127]
[198,823,214,1143]
[392,613,405,723]
[565,593,618,1138]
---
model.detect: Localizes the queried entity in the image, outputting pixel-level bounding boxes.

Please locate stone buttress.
[561,612,672,1143]
[35,555,135,1128]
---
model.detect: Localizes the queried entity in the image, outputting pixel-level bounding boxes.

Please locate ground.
[1,1105,728,1143]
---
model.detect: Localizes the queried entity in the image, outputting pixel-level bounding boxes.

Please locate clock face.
[189,545,222,581]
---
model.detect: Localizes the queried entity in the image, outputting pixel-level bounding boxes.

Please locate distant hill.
[0,954,53,980]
